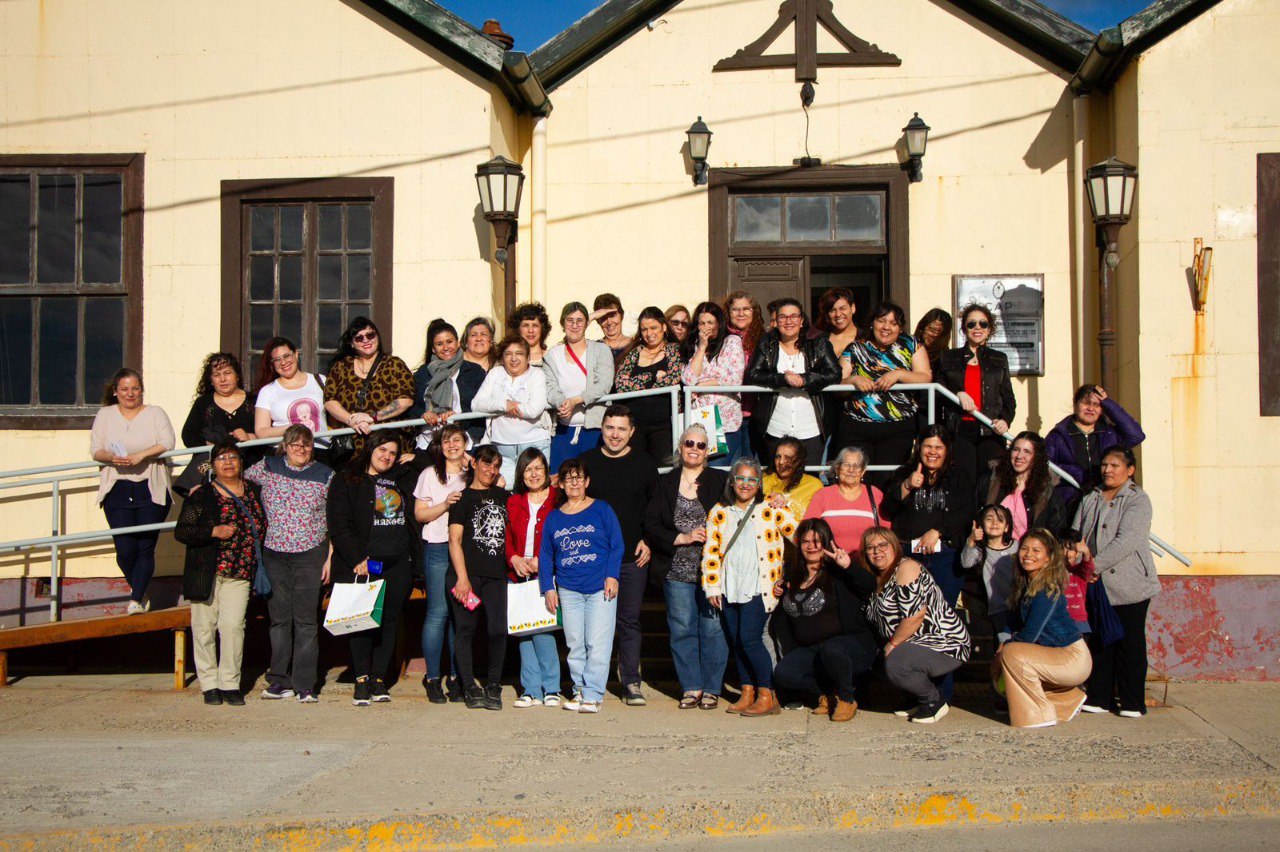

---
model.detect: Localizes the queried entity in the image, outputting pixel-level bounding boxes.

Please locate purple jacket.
[1044,398,1145,504]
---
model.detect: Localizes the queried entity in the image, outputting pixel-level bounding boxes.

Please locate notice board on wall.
[952,274,1045,376]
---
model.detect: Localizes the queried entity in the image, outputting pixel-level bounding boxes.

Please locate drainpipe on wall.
[1072,93,1089,386]
[532,116,548,306]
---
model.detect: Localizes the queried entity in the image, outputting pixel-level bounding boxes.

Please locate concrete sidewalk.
[0,674,1276,848]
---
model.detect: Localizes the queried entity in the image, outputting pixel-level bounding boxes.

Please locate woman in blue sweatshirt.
[540,457,624,713]
[995,528,1092,728]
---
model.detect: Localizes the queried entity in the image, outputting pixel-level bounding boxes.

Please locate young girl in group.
[960,504,1019,641]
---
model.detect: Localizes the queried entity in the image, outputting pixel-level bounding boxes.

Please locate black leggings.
[834,417,917,487]
[347,558,414,682]
[1086,598,1151,714]
[448,573,509,689]
[952,420,1006,484]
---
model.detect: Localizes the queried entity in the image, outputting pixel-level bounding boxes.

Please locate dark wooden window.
[221,179,393,380]
[1260,153,1280,416]
[0,154,143,429]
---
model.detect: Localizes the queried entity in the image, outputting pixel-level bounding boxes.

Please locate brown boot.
[740,687,781,717]
[831,698,858,722]
[812,695,831,716]
[726,685,756,714]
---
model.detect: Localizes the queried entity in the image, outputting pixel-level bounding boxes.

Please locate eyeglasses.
[865,543,892,554]
[732,476,759,485]
[837,463,864,471]
[271,352,297,365]
[353,331,378,343]
[213,454,241,464]
[668,319,689,328]
[729,306,753,315]
[965,320,990,330]
[563,317,587,327]
[682,439,708,450]
[776,313,803,323]
[561,474,585,484]
[284,442,311,451]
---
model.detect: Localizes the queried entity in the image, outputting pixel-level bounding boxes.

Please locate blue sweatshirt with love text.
[538,500,624,595]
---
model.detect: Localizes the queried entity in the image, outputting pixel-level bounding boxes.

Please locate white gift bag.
[506,579,561,636]
[324,577,386,636]
[689,405,730,456]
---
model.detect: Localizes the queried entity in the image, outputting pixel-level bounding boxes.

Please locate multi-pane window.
[221,178,392,380]
[0,156,142,426]
[732,191,885,245]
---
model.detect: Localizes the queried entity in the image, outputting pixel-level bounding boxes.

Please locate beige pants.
[191,576,251,692]
[1001,639,1092,728]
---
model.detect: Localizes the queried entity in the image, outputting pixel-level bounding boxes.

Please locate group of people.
[88,289,1157,726]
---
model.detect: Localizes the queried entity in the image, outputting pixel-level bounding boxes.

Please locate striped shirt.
[868,566,971,661]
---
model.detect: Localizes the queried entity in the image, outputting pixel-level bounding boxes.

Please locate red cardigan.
[504,487,561,582]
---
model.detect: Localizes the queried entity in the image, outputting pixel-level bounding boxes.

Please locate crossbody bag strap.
[721,505,754,556]
[212,481,264,569]
[354,353,384,411]
[868,486,881,529]
[564,343,589,377]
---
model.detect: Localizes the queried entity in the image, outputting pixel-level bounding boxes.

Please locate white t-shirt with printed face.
[255,374,330,446]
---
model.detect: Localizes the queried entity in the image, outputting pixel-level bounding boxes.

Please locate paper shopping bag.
[324,577,386,635]
[506,579,561,636]
[689,405,729,456]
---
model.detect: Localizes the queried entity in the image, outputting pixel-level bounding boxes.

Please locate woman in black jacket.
[975,431,1067,539]
[772,519,879,723]
[744,298,841,463]
[326,433,425,706]
[938,304,1015,483]
[176,353,259,495]
[643,424,730,709]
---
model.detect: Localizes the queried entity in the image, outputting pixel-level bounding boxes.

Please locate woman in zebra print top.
[863,528,971,724]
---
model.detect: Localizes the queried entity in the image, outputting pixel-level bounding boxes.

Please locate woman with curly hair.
[254,337,330,458]
[702,457,797,717]
[178,352,260,493]
[975,431,1068,540]
[508,302,552,366]
[995,529,1091,728]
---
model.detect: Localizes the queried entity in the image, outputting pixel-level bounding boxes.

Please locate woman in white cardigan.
[543,301,616,469]
[471,336,552,486]
[702,457,797,717]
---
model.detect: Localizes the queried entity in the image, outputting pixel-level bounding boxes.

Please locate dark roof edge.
[1069,0,1223,93]
[356,0,552,114]
[531,0,1091,92]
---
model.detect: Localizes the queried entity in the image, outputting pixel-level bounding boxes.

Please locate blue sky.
[443,1,1152,52]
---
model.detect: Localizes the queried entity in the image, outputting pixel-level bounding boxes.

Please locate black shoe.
[352,679,372,707]
[371,679,391,703]
[424,677,447,705]
[910,700,950,724]
[220,689,245,706]
[623,683,647,706]
[446,676,465,703]
[483,683,503,710]
[203,689,224,706]
[464,685,487,709]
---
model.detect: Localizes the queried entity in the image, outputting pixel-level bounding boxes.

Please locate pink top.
[802,484,889,555]
[413,467,468,543]
[682,334,746,432]
[1065,557,1092,624]
[1002,487,1029,540]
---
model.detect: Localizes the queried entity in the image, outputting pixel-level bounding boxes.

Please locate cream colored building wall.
[1122,0,1280,575]
[542,1,1079,440]
[0,0,519,578]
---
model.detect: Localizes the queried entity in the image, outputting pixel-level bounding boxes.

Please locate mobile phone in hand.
[462,591,481,610]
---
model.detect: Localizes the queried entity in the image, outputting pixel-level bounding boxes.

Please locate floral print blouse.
[614,342,685,394]
[682,334,746,432]
[211,485,268,581]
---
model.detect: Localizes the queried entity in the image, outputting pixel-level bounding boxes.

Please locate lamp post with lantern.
[1085,156,1138,393]
[475,155,526,316]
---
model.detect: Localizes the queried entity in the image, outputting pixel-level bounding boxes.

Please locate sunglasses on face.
[668,319,689,328]
[683,439,708,450]
[965,320,990,330]
[353,331,378,343]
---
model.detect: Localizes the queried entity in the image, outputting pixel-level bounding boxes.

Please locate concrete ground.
[0,674,1276,848]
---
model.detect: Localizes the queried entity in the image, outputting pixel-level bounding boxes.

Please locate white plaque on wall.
[952,274,1045,376]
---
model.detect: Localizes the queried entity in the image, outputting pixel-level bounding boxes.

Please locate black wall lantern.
[475,155,526,315]
[1084,156,1138,394]
[902,112,930,183]
[686,116,713,186]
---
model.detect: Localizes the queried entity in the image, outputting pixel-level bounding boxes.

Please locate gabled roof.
[1070,0,1224,93]
[529,0,1095,92]
[357,0,550,113]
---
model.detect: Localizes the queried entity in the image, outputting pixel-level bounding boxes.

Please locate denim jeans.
[550,423,601,471]
[420,542,455,682]
[518,631,563,699]
[773,634,879,703]
[721,595,773,689]
[497,440,552,488]
[560,588,617,702]
[663,578,728,696]
[102,480,170,603]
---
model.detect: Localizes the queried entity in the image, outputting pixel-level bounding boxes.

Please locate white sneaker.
[579,700,601,714]
[1067,695,1088,722]
[513,694,543,708]
[125,600,145,616]
[1023,719,1057,728]
[1118,709,1144,719]
[561,694,583,712]
[1079,703,1109,714]
[141,597,151,613]
[910,702,950,724]
[543,693,562,707]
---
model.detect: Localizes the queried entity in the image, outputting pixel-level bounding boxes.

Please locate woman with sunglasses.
[744,298,841,463]
[938,304,1015,483]
[255,337,331,461]
[614,306,684,460]
[323,317,415,462]
[543,302,615,469]
[702,458,797,717]
[644,424,729,709]
[664,305,692,345]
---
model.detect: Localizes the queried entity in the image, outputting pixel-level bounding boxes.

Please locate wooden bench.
[0,606,192,690]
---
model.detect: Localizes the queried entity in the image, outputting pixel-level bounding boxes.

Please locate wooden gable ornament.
[714,0,901,82]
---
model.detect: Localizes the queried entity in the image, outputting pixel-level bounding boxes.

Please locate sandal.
[679,692,701,709]
[698,693,720,710]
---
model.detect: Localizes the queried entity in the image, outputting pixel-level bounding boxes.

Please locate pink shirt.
[1001,487,1029,541]
[802,485,889,555]
[682,334,746,431]
[413,467,467,543]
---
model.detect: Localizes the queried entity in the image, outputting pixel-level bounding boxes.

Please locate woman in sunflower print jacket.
[702,457,798,717]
